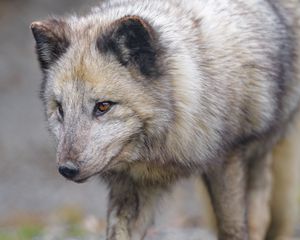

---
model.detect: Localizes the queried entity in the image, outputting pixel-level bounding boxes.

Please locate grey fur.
[31,0,300,239]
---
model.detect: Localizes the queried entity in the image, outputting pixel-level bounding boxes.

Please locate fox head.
[31,16,174,182]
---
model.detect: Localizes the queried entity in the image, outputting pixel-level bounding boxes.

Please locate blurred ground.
[0,0,299,239]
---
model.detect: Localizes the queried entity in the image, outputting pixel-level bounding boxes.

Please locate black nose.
[58,161,79,179]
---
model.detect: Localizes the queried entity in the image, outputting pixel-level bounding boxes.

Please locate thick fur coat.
[31,0,300,239]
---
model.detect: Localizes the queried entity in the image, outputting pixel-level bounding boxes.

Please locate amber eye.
[94,101,114,117]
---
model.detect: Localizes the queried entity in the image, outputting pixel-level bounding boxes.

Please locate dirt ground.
[0,0,299,239]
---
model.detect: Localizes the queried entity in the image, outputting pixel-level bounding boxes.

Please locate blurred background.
[0,0,299,239]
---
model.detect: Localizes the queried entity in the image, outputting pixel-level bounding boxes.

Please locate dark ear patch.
[31,19,70,71]
[97,16,161,78]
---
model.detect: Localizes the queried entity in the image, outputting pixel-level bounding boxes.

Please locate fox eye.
[56,102,64,120]
[94,101,114,117]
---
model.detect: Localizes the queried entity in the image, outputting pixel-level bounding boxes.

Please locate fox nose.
[58,161,79,179]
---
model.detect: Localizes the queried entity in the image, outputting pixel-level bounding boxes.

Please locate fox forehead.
[51,41,111,81]
[49,46,127,96]
[48,48,152,110]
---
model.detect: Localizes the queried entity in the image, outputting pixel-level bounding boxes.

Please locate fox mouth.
[71,160,128,183]
[65,144,131,183]
[71,170,103,183]
[73,177,90,183]
[71,163,112,183]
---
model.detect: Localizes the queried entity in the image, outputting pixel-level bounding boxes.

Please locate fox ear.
[98,16,160,78]
[30,19,69,71]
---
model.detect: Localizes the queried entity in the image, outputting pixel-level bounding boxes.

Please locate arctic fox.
[31,0,300,239]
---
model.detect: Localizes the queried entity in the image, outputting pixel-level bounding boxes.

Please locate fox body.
[31,0,300,239]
